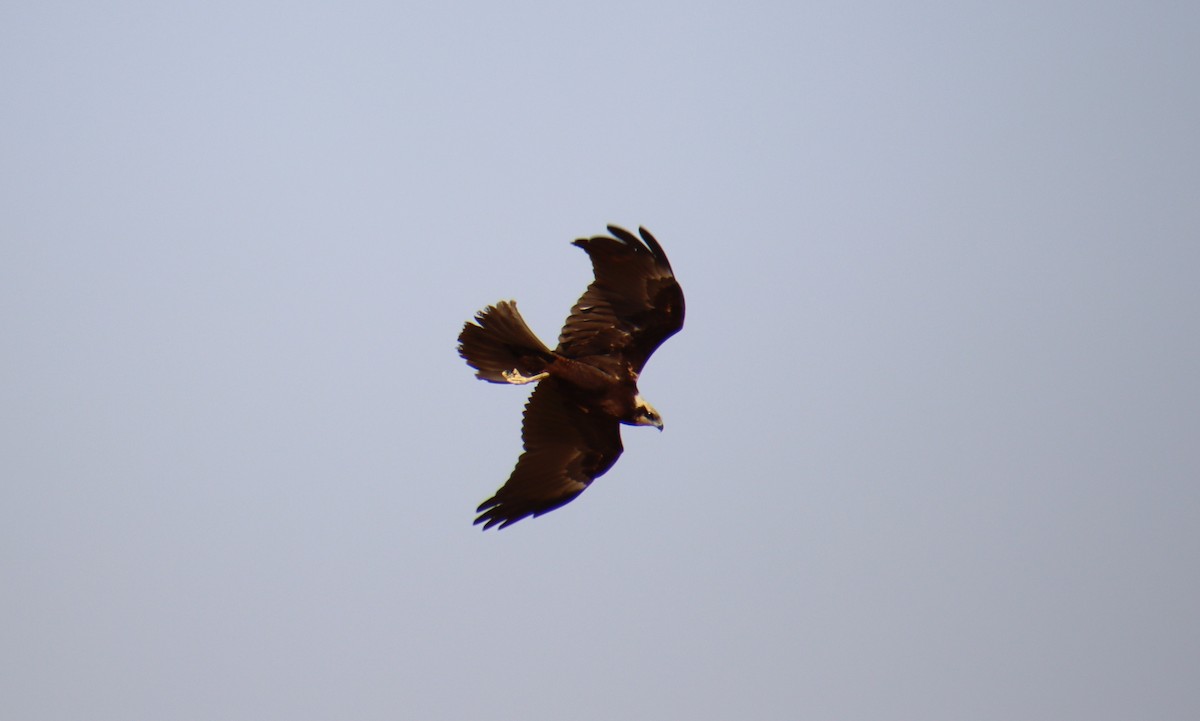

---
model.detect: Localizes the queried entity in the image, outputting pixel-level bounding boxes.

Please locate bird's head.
[631,394,664,431]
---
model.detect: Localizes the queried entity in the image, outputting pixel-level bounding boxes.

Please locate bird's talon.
[502,369,549,385]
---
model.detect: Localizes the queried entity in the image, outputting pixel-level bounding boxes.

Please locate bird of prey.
[457,225,685,530]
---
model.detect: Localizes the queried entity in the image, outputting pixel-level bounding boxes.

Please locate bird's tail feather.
[458,301,553,383]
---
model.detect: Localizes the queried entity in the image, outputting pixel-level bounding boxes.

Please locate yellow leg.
[501,369,549,385]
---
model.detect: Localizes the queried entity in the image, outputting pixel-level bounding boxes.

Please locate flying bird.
[458,225,685,530]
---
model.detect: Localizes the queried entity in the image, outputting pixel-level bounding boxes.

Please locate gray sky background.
[3,2,1198,720]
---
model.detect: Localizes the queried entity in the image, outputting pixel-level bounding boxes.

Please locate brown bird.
[458,225,685,530]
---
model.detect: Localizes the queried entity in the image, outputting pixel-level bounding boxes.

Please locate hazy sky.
[3,2,1198,720]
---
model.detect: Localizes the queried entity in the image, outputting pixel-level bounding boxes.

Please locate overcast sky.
[3,2,1198,720]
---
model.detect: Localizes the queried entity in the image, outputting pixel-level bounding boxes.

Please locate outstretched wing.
[556,225,685,373]
[475,379,623,530]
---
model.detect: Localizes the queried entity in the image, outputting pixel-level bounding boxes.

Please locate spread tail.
[458,301,554,383]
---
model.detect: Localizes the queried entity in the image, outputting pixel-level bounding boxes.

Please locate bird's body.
[457,225,685,530]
